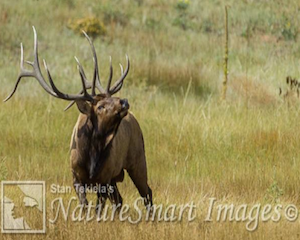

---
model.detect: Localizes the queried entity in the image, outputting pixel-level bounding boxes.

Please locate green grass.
[1,0,300,239]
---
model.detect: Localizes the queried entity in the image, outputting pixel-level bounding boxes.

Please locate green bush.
[173,0,191,30]
[175,0,190,11]
[281,18,297,41]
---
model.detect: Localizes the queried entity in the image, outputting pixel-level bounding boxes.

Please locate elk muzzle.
[119,98,130,118]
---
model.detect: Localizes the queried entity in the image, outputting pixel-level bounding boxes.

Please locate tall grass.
[1,0,300,239]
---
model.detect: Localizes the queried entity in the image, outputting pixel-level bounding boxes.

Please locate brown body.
[71,112,146,185]
[69,95,152,209]
[72,112,149,187]
[70,103,153,208]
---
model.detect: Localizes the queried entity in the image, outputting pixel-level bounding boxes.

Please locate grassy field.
[1,0,300,239]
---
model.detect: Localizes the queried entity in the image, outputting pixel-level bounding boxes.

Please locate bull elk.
[4,27,153,211]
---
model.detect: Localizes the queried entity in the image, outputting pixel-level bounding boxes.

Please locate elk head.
[78,95,130,147]
[4,27,130,147]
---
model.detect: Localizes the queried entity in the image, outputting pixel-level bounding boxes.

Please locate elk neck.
[88,116,117,180]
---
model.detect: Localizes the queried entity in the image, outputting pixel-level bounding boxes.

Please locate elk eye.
[98,106,105,111]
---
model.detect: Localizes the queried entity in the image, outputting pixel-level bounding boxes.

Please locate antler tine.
[4,27,58,102]
[106,56,113,93]
[119,63,124,75]
[74,56,90,86]
[3,43,27,102]
[63,82,96,111]
[82,31,105,95]
[62,58,99,111]
[109,55,130,95]
[74,57,90,96]
[43,59,93,101]
[33,27,39,68]
[43,60,66,99]
[109,64,124,94]
[64,93,82,111]
[32,27,58,96]
[64,79,107,111]
[76,64,90,98]
[63,70,96,111]
[20,43,26,69]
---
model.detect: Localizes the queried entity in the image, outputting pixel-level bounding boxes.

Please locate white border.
[1,181,46,234]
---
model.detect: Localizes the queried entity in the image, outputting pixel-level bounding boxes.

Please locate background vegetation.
[1,0,300,239]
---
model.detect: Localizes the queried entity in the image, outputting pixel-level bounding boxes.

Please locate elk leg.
[73,181,88,206]
[96,184,109,215]
[109,182,123,208]
[127,170,153,209]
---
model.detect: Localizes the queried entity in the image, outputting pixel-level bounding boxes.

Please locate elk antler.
[4,27,95,103]
[80,31,130,96]
[4,27,130,110]
[63,31,130,110]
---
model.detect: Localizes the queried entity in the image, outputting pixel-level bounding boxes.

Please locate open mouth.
[119,102,130,118]
[116,99,130,118]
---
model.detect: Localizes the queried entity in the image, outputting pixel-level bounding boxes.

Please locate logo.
[1,181,46,234]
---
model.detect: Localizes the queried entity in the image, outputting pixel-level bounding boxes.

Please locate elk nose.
[120,98,129,110]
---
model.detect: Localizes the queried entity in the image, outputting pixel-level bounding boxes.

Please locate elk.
[4,27,153,211]
[279,76,300,106]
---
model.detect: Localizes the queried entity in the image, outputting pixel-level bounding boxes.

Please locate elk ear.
[75,100,91,115]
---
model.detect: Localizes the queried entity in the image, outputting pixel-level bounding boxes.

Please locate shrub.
[281,18,297,41]
[68,16,106,38]
[175,0,190,11]
[173,0,191,30]
[265,180,283,203]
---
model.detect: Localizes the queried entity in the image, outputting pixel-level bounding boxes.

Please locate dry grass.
[1,0,300,239]
[229,76,278,106]
[2,90,300,239]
